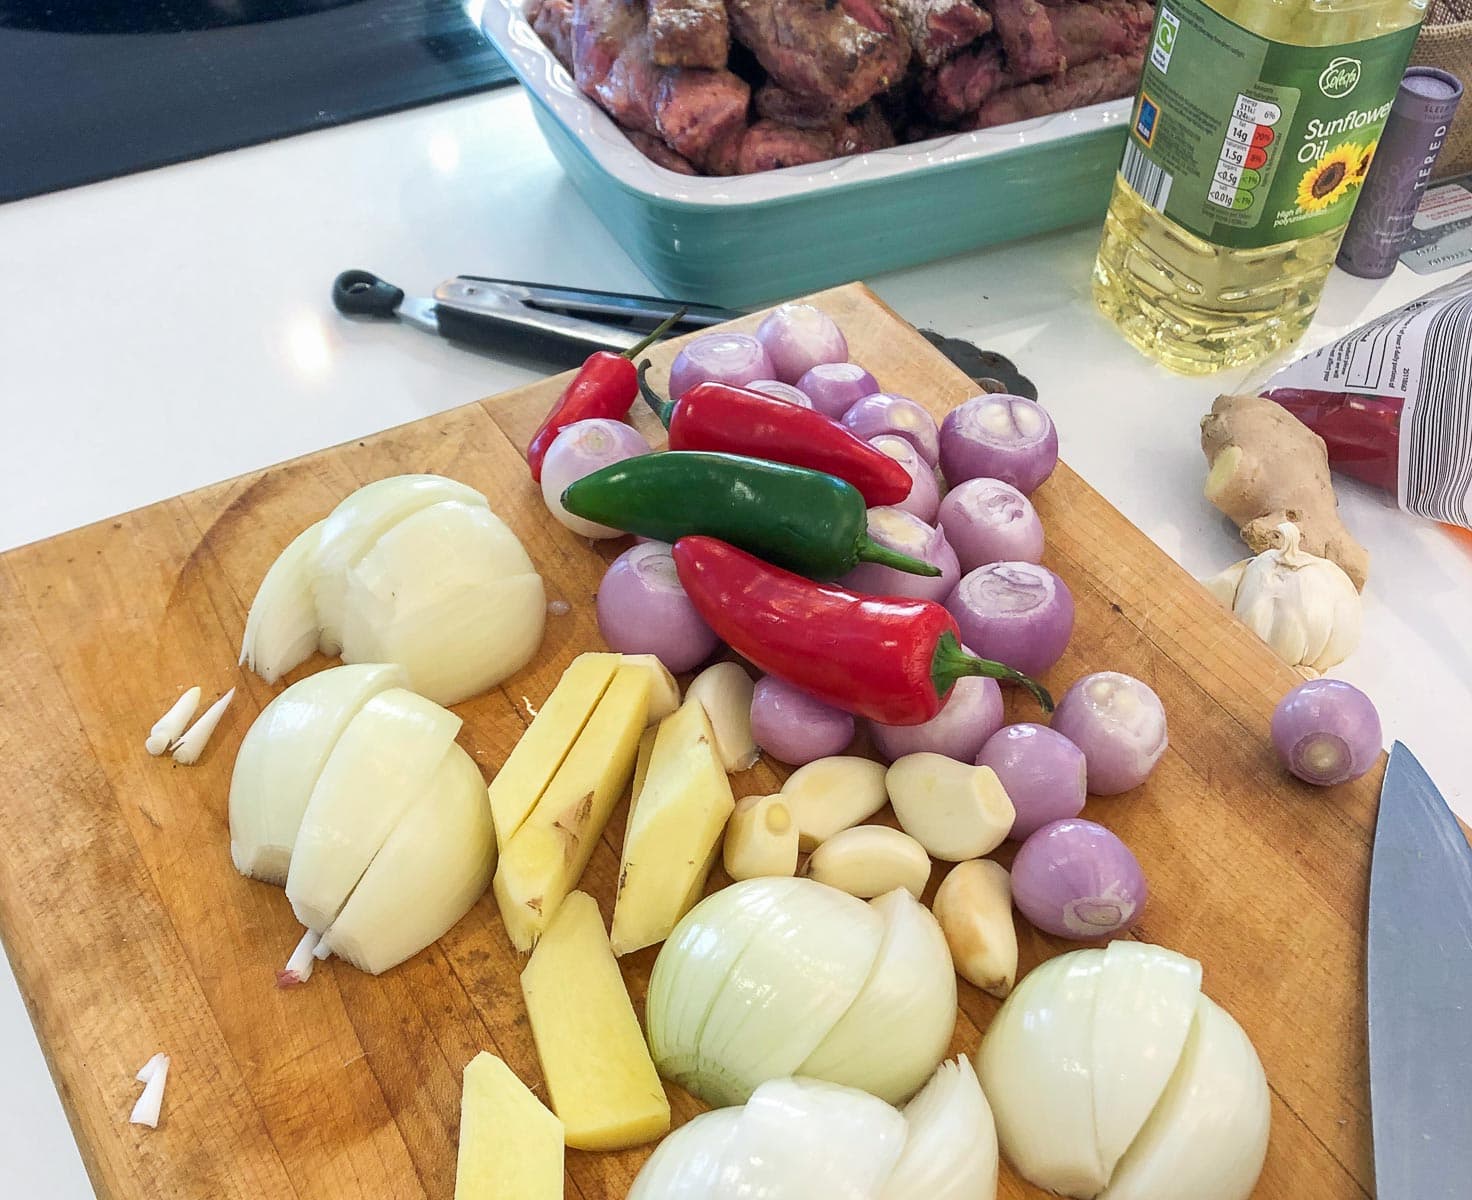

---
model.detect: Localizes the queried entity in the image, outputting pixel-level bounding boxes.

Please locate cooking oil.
[1093,0,1429,374]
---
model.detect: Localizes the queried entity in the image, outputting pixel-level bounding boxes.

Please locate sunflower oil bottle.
[1093,0,1428,374]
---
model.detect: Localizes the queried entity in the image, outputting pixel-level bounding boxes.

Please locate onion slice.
[239,521,326,683]
[879,1057,999,1200]
[627,1109,743,1200]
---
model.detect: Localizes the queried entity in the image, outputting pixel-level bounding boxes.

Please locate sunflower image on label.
[1122,0,1419,250]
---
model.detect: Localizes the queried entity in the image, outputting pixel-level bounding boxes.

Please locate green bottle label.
[1120,0,1421,248]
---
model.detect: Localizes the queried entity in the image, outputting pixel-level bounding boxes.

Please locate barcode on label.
[1402,293,1472,525]
[1121,140,1173,211]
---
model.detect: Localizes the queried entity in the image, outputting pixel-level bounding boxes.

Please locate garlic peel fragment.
[171,687,235,765]
[146,687,201,756]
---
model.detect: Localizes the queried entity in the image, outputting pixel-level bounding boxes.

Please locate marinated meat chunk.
[984,0,1062,80]
[1049,0,1153,69]
[531,0,576,71]
[966,50,1144,127]
[834,105,898,154]
[754,82,846,129]
[726,0,911,112]
[890,0,993,68]
[572,0,641,92]
[596,29,665,134]
[924,41,1006,121]
[737,119,836,171]
[649,0,731,68]
[655,69,753,163]
[628,130,701,172]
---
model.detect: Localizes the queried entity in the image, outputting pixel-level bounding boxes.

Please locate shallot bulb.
[1050,672,1167,796]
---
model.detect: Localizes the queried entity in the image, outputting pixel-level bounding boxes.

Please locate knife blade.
[1367,741,1472,1199]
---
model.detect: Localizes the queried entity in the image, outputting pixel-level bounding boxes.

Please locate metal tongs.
[332,269,741,363]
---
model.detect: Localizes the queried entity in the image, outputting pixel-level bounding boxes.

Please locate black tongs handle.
[332,270,405,318]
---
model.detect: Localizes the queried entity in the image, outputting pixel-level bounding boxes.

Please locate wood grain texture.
[0,283,1378,1199]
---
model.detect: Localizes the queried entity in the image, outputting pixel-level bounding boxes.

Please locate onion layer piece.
[240,474,545,705]
[977,942,1267,1200]
[648,877,957,1107]
[229,669,495,976]
[628,1061,998,1200]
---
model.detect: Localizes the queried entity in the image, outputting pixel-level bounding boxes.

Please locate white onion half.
[880,1057,998,1200]
[322,742,494,974]
[799,889,957,1104]
[977,943,1269,1200]
[241,475,544,705]
[229,663,406,884]
[648,878,885,1107]
[627,1109,743,1200]
[725,1077,908,1199]
[977,950,1108,1196]
[1099,997,1269,1200]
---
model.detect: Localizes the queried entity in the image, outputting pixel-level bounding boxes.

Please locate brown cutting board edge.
[0,281,1378,1200]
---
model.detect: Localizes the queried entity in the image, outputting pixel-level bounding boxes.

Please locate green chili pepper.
[561,451,942,582]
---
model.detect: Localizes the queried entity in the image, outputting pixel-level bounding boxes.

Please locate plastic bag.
[1260,269,1472,529]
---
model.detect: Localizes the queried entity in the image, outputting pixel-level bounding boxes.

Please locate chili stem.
[931,630,1055,712]
[638,360,677,427]
[856,539,943,577]
[622,307,688,362]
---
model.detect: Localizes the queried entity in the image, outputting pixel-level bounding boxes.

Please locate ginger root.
[1200,394,1369,591]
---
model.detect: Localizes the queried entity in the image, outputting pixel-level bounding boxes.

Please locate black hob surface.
[0,0,516,204]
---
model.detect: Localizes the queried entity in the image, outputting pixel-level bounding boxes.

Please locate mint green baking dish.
[481,0,1130,306]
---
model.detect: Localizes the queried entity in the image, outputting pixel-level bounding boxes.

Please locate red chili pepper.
[526,309,686,481]
[640,365,913,508]
[671,536,1053,724]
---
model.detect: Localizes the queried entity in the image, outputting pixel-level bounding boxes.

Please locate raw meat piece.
[891,0,993,68]
[704,127,749,174]
[755,82,846,129]
[1049,0,1153,70]
[628,130,701,172]
[596,29,665,134]
[924,41,1007,121]
[737,119,836,172]
[531,0,576,72]
[727,0,911,112]
[649,0,731,68]
[966,50,1143,127]
[834,106,899,154]
[572,0,640,92]
[655,69,753,162]
[984,0,1063,79]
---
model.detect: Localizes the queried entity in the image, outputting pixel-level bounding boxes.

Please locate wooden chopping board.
[0,283,1381,1200]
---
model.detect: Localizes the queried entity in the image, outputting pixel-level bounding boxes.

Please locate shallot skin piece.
[940,394,1058,495]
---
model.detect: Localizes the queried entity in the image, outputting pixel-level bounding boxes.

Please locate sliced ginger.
[1200,394,1369,590]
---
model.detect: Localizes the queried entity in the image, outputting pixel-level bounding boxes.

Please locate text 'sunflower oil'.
[1093,0,1428,374]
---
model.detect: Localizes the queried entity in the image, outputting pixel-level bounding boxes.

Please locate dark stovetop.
[0,0,516,205]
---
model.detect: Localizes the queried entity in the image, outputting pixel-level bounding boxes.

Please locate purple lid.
[1393,67,1464,118]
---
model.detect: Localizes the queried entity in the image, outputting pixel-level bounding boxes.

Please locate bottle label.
[1119,0,1420,249]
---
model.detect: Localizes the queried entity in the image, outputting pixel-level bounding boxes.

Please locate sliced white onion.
[322,744,493,974]
[627,1109,744,1200]
[146,687,201,756]
[1091,941,1202,1175]
[799,889,956,1104]
[170,687,236,765]
[1098,996,1270,1200]
[239,521,326,683]
[880,1057,998,1200]
[129,1055,170,1128]
[285,687,462,933]
[647,876,804,1092]
[976,950,1108,1196]
[648,877,884,1107]
[311,475,485,654]
[725,1077,908,1199]
[229,662,406,885]
[333,500,544,705]
[278,927,321,987]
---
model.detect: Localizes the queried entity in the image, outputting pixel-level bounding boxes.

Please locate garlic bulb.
[1202,522,1361,674]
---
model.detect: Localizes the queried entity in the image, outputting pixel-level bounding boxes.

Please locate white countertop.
[2,82,1468,1198]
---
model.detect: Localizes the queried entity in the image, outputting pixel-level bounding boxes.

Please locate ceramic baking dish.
[479,0,1132,304]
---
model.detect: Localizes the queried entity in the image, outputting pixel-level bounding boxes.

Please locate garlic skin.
[1202,522,1361,674]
